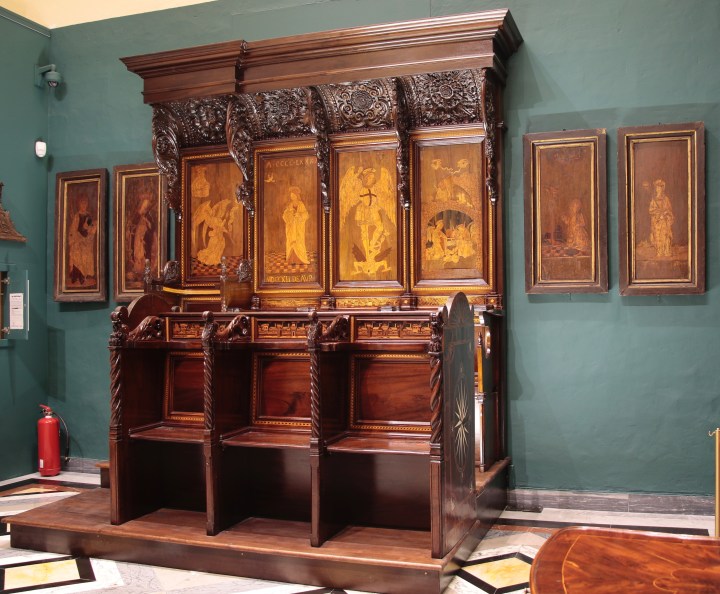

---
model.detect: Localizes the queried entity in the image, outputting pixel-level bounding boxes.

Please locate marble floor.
[0,473,714,594]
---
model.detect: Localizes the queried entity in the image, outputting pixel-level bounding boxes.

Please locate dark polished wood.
[7,462,508,594]
[531,526,720,593]
[122,11,522,102]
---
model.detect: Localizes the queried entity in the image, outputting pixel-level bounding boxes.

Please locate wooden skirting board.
[6,460,508,594]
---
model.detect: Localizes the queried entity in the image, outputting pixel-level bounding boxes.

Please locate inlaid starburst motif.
[454,371,470,477]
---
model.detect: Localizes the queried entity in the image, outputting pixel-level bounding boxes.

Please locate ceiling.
[0,0,218,29]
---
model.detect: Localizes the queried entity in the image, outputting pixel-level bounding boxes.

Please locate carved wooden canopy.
[122,10,521,309]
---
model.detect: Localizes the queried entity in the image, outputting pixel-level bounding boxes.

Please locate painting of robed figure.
[54,168,107,302]
[523,129,607,293]
[256,148,322,294]
[182,154,246,284]
[618,122,704,295]
[113,163,167,302]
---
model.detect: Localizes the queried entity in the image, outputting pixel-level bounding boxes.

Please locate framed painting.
[113,163,167,302]
[181,152,247,285]
[618,122,705,295]
[254,143,323,297]
[523,129,607,293]
[53,168,108,302]
[411,130,490,294]
[331,138,404,294]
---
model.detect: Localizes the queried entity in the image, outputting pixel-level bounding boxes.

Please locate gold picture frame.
[618,122,705,295]
[524,129,607,293]
[113,163,167,302]
[53,168,107,302]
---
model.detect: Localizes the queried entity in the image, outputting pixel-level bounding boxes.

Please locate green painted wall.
[38,0,720,493]
[0,10,50,480]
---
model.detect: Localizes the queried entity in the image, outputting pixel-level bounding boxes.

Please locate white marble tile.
[500,507,714,531]
[0,472,100,487]
[468,534,545,559]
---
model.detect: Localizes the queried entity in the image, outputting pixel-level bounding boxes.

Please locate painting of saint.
[631,138,690,282]
[54,168,107,302]
[113,165,166,301]
[418,142,483,282]
[338,150,398,282]
[186,158,245,279]
[258,152,320,288]
[535,143,595,283]
[65,182,99,290]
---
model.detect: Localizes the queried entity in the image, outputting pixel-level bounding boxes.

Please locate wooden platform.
[530,526,720,593]
[7,461,508,594]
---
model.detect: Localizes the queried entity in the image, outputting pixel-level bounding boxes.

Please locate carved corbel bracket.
[309,88,331,213]
[152,96,233,218]
[226,94,262,216]
[480,68,499,205]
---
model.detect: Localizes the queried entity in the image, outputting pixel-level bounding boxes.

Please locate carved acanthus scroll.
[480,69,499,205]
[226,94,262,216]
[315,79,396,133]
[152,105,182,215]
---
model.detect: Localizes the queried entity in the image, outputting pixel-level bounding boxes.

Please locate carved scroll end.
[201,311,218,347]
[162,260,180,286]
[217,314,251,343]
[321,315,350,343]
[109,306,130,347]
[127,316,164,342]
[307,310,322,349]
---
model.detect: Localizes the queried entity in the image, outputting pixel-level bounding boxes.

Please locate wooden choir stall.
[8,10,521,594]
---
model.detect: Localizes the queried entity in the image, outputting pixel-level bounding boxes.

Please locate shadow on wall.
[47,326,66,400]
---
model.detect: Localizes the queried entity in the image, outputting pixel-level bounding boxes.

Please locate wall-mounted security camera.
[34,64,63,88]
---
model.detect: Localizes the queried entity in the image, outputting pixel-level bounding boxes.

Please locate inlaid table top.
[530,526,720,593]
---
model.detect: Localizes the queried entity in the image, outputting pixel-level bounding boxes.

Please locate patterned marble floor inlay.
[457,552,533,594]
[0,475,714,593]
[0,556,94,593]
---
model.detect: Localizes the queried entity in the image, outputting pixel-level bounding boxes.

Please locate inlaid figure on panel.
[338,153,397,281]
[418,143,484,282]
[187,158,245,279]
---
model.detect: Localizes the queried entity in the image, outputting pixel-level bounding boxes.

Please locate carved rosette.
[480,69,499,205]
[309,87,331,213]
[109,306,130,438]
[254,88,314,139]
[398,70,482,128]
[428,309,445,449]
[226,94,262,216]
[152,104,182,215]
[127,316,164,342]
[179,97,230,146]
[315,79,396,132]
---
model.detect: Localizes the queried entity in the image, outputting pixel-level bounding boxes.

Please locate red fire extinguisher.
[38,405,69,477]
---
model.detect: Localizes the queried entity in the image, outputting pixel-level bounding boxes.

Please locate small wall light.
[35,140,47,158]
[34,64,63,88]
